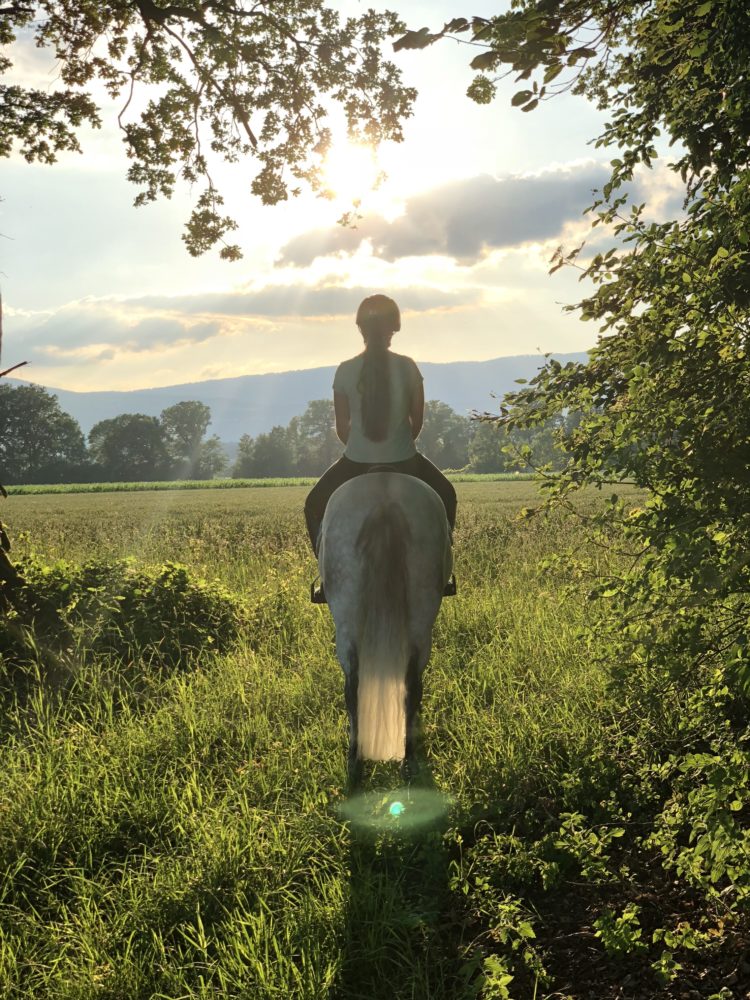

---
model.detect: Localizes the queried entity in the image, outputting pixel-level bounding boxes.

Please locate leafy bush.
[0,557,247,685]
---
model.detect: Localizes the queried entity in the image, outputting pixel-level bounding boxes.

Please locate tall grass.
[0,482,657,998]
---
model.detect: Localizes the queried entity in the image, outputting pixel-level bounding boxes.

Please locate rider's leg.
[391,454,457,596]
[305,456,360,553]
[398,453,457,532]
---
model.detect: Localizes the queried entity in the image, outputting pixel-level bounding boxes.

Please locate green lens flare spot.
[338,787,454,832]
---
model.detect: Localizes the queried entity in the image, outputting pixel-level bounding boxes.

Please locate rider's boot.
[443,528,456,596]
[310,526,327,603]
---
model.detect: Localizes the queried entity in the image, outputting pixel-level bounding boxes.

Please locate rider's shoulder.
[390,352,423,379]
[389,350,418,366]
[334,354,363,386]
[337,353,365,371]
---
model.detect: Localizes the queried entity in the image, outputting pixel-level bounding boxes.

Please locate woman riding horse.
[304,294,457,586]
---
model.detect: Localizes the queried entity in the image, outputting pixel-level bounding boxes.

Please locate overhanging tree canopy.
[1,0,414,258]
[397,0,750,692]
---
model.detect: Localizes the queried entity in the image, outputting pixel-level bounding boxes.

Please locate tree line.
[223,398,576,477]
[0,385,226,484]
[0,383,576,485]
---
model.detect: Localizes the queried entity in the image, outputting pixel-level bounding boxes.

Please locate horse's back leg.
[402,648,423,782]
[344,645,363,790]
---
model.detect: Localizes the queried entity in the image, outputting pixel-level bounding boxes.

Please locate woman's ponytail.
[356,296,401,443]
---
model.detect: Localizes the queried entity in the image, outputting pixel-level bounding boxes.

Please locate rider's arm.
[334,391,350,443]
[410,379,424,439]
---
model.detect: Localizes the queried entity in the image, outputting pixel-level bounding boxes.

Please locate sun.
[320,139,382,206]
[319,138,406,224]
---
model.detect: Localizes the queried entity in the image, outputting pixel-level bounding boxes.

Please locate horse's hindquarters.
[320,473,451,765]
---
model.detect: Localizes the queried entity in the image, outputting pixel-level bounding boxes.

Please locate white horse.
[318,471,453,785]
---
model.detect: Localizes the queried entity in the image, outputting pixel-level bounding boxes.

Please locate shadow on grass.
[334,761,472,1000]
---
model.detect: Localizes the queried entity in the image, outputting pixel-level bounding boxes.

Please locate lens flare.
[338,786,453,832]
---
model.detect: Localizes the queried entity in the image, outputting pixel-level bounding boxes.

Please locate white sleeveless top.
[333,350,423,463]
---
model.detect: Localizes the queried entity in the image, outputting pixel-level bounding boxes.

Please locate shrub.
[0,557,247,688]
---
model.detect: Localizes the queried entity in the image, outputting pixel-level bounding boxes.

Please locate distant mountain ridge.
[10,353,589,440]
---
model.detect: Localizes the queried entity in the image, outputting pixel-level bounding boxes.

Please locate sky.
[1,1,681,392]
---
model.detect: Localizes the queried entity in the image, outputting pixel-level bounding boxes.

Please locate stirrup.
[443,574,457,597]
[310,580,327,604]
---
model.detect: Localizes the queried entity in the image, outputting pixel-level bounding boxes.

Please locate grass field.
[0,481,741,999]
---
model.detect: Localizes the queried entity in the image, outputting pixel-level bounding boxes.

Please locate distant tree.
[160,401,212,477]
[232,427,295,478]
[232,434,255,479]
[526,418,568,471]
[285,416,303,473]
[193,435,227,480]
[89,414,169,481]
[1,3,414,258]
[0,383,88,484]
[468,420,509,474]
[418,400,470,470]
[253,427,297,477]
[468,414,573,473]
[297,399,341,475]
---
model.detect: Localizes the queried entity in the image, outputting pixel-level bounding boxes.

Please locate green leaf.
[472,17,493,41]
[444,17,470,33]
[393,27,434,52]
[511,89,534,106]
[470,50,498,71]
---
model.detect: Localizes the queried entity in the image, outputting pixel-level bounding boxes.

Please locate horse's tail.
[355,499,411,761]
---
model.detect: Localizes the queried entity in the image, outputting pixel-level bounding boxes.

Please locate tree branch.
[159,19,259,149]
[0,361,28,378]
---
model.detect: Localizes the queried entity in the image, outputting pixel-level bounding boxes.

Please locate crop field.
[5,472,535,497]
[0,481,744,999]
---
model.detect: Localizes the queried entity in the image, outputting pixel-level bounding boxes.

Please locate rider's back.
[334,351,422,464]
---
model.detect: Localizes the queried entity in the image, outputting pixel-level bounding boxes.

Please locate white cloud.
[6,281,482,372]
[9,302,222,367]
[279,163,614,266]
[132,283,482,317]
